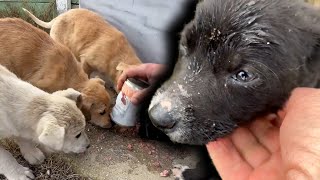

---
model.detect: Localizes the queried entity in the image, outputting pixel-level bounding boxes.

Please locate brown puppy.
[0,18,112,128]
[23,8,142,89]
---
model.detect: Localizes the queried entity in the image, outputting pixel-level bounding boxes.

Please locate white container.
[110,78,149,127]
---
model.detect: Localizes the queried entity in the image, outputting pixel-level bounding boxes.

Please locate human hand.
[117,63,169,105]
[207,88,320,180]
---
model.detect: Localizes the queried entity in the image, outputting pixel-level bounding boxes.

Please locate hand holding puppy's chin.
[206,88,320,180]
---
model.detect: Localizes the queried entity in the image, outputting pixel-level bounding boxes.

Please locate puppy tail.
[22,8,54,29]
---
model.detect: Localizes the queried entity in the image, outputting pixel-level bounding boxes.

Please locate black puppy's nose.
[148,104,176,129]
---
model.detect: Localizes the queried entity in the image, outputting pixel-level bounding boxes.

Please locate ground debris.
[127,144,133,151]
[159,169,171,177]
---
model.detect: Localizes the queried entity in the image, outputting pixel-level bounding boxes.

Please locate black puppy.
[149,0,320,146]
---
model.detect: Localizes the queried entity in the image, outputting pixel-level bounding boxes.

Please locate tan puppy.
[0,18,112,128]
[23,8,142,89]
[0,65,90,180]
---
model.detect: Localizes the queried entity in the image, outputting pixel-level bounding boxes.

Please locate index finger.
[116,65,148,91]
[207,138,252,180]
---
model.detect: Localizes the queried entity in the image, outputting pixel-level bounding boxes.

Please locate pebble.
[160,169,170,177]
[153,162,161,168]
[127,144,133,151]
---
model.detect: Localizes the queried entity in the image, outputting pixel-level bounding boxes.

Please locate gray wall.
[80,0,193,64]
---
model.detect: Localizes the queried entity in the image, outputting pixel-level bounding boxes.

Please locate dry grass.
[306,0,320,6]
[0,1,89,179]
[0,1,90,179]
[0,0,56,33]
[0,139,89,180]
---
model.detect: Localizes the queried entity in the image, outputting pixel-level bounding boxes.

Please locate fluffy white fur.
[0,65,90,180]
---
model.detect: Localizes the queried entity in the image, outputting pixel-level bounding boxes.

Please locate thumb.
[130,88,154,105]
[278,87,320,120]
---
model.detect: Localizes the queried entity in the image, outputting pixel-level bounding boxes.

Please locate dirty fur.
[149,0,320,145]
[0,18,112,128]
[23,8,142,89]
[0,65,89,180]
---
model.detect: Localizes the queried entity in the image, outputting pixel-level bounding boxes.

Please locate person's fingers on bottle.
[149,64,169,81]
[117,72,127,91]
[130,87,156,105]
[130,90,149,105]
[117,65,149,91]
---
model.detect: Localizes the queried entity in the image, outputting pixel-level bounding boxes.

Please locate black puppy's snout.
[149,104,176,129]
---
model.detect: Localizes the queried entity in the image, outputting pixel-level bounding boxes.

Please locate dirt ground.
[60,124,200,180]
[0,83,199,180]
[0,124,199,180]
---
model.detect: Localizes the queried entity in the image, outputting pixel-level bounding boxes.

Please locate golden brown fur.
[23,8,142,88]
[0,18,112,128]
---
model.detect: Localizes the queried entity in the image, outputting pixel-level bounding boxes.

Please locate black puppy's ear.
[296,3,320,86]
[295,2,320,35]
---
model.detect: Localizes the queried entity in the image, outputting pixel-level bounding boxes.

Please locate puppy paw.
[7,166,35,180]
[21,147,45,165]
[172,164,190,180]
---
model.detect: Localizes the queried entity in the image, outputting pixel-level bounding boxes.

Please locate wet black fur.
[150,0,320,145]
[146,0,320,179]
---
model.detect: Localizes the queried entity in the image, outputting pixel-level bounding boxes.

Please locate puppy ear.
[295,2,320,35]
[53,88,82,102]
[76,95,83,109]
[92,78,105,86]
[81,94,94,111]
[37,115,65,151]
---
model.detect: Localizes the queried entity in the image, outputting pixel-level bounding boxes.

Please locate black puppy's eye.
[100,110,106,115]
[233,70,254,82]
[75,133,81,138]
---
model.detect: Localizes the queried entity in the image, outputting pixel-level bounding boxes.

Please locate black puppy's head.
[149,0,320,145]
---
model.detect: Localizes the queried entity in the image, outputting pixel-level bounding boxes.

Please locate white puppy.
[0,65,90,180]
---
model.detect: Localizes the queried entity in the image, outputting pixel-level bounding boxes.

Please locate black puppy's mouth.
[158,121,177,133]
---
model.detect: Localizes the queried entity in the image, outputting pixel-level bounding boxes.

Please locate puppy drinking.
[0,18,112,128]
[23,8,142,89]
[0,65,90,180]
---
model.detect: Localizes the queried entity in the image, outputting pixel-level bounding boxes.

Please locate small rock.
[148,151,152,155]
[160,169,170,177]
[46,170,50,176]
[127,144,133,151]
[153,162,161,168]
